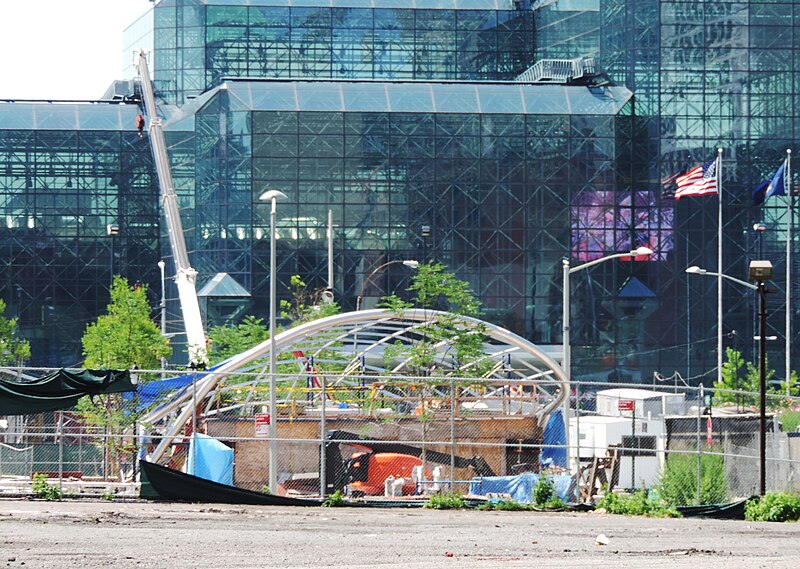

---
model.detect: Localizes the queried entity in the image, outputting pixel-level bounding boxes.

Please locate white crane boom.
[135,50,207,366]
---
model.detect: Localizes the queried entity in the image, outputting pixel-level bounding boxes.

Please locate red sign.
[618,399,635,412]
[255,413,271,436]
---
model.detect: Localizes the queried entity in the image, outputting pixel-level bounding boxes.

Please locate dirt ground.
[0,499,798,568]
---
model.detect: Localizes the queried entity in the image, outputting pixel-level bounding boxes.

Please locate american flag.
[660,171,681,200]
[674,159,718,200]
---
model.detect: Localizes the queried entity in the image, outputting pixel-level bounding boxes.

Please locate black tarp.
[676,497,751,520]
[140,460,323,506]
[0,369,134,415]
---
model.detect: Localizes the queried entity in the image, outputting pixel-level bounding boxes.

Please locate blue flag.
[752,179,770,206]
[754,161,786,205]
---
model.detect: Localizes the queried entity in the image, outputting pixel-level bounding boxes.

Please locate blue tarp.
[133,374,195,409]
[186,433,234,486]
[540,409,567,468]
[126,360,230,412]
[469,473,572,504]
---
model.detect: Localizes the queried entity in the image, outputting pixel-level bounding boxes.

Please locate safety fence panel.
[2,369,800,507]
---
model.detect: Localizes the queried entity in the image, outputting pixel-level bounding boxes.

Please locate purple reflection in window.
[571,190,672,261]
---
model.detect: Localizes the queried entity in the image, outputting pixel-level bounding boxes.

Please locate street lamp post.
[421,225,431,263]
[259,188,287,494]
[356,259,419,311]
[562,246,653,475]
[749,260,773,496]
[689,262,771,495]
[685,265,758,387]
[107,224,120,289]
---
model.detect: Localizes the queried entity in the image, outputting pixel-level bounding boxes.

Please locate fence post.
[697,384,703,506]
[57,410,64,492]
[575,381,581,502]
[450,376,456,491]
[320,375,327,497]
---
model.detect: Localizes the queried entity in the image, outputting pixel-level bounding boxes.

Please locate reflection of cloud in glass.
[571,190,672,261]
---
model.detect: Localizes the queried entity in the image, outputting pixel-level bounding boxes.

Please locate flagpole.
[786,149,792,391]
[717,147,724,387]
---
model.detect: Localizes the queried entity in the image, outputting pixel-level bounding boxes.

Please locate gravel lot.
[1,499,799,568]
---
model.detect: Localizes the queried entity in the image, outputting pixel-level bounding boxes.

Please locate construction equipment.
[324,430,496,496]
[135,50,207,367]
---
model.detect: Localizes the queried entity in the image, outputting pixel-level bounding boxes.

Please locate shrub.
[533,476,556,507]
[780,411,800,433]
[426,491,466,510]
[745,492,800,522]
[322,490,345,507]
[657,452,728,506]
[531,476,568,509]
[478,499,533,511]
[31,473,63,501]
[597,489,680,518]
[542,496,567,510]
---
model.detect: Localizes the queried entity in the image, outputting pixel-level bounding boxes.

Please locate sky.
[0,1,154,100]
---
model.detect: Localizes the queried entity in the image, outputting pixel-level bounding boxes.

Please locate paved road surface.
[1,499,798,568]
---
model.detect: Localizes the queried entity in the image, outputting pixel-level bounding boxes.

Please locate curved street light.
[685,264,757,392]
[685,265,758,291]
[356,259,419,310]
[562,246,653,480]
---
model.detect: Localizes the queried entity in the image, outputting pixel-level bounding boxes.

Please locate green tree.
[773,370,800,398]
[714,348,782,408]
[714,347,748,404]
[79,277,170,480]
[82,276,170,370]
[206,275,342,405]
[207,315,270,366]
[0,298,30,366]
[379,262,489,377]
[280,274,339,325]
[744,357,776,407]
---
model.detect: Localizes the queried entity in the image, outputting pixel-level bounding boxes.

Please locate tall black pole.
[758,281,767,496]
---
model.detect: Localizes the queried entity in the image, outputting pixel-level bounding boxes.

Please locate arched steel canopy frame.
[146,309,568,463]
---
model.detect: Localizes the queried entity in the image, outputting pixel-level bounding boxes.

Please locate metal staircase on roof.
[515,57,596,83]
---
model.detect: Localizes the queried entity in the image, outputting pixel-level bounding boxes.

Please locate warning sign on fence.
[255,413,270,437]
[618,399,635,412]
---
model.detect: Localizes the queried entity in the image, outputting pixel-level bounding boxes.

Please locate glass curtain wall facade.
[600,0,800,382]
[189,82,638,360]
[0,104,159,364]
[153,0,537,105]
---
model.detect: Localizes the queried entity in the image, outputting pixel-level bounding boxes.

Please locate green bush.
[426,491,466,510]
[542,496,567,510]
[657,452,728,506]
[322,490,346,507]
[31,473,63,501]
[478,499,533,511]
[745,492,800,522]
[597,489,680,518]
[533,476,556,506]
[780,411,800,433]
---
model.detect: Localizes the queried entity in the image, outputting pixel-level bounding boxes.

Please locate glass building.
[0,0,796,386]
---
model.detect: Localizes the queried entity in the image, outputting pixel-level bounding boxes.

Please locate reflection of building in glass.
[571,191,673,262]
[0,0,797,385]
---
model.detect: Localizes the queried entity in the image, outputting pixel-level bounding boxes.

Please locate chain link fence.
[2,368,799,506]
